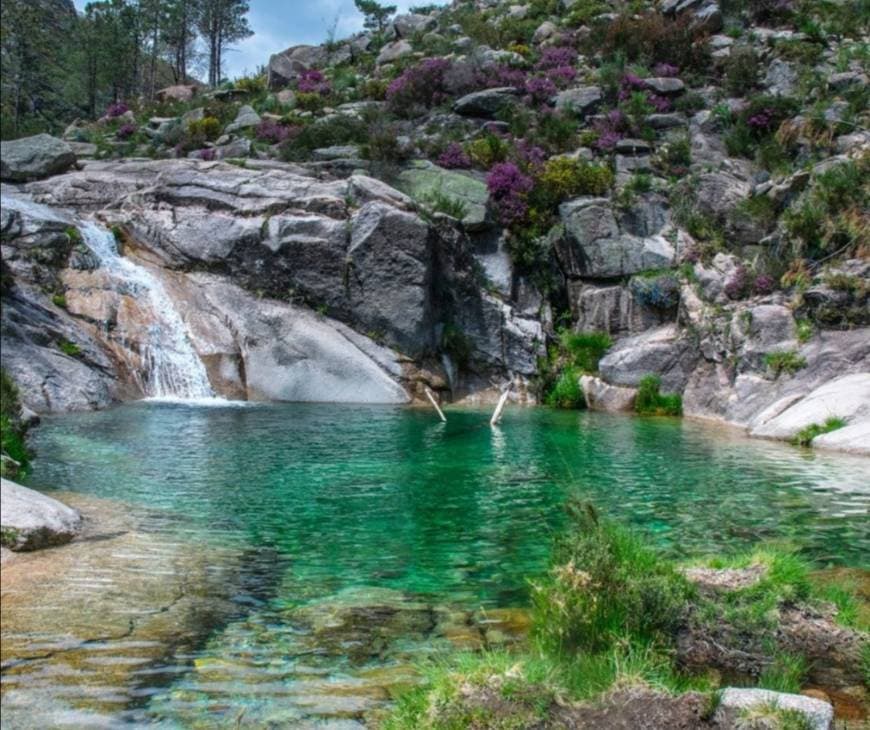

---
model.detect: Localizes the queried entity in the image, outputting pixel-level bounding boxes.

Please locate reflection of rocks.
[1,493,242,726]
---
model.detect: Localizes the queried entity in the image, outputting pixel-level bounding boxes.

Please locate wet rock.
[0,479,82,551]
[714,688,833,730]
[1,134,76,182]
[580,375,637,412]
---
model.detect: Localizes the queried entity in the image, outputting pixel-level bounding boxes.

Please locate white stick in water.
[425,387,447,422]
[490,386,511,426]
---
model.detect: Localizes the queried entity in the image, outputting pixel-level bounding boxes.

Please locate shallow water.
[4,402,869,727]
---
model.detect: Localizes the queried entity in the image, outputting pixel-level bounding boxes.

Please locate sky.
[72,0,450,80]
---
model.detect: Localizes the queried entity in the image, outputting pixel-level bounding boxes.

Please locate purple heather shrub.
[596,129,624,150]
[747,108,775,132]
[486,64,528,91]
[653,63,680,77]
[516,138,547,168]
[255,119,292,144]
[754,274,775,295]
[648,94,672,113]
[535,46,578,71]
[525,75,558,104]
[593,109,627,150]
[545,65,577,88]
[486,162,534,226]
[297,69,331,95]
[116,123,137,139]
[724,265,750,300]
[106,102,129,118]
[683,246,701,264]
[387,58,451,112]
[437,143,472,169]
[198,148,217,161]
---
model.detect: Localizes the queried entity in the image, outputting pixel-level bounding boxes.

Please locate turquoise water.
[5,402,869,726]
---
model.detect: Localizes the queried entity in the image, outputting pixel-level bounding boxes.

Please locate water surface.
[4,403,868,727]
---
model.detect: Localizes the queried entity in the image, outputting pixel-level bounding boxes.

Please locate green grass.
[634,375,682,416]
[791,417,846,447]
[0,369,32,477]
[421,190,468,221]
[757,652,808,693]
[545,366,585,409]
[59,341,82,357]
[763,350,807,378]
[737,702,815,730]
[542,330,612,409]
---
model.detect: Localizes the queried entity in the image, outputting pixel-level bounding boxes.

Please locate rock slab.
[713,688,833,730]
[1,478,82,551]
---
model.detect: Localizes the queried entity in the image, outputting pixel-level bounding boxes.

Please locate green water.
[6,402,870,727]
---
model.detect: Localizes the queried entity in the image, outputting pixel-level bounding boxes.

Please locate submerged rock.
[0,478,82,551]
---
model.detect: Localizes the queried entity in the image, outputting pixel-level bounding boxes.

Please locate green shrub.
[723,46,760,96]
[295,91,324,112]
[59,341,82,357]
[531,501,692,654]
[559,330,613,372]
[422,190,468,220]
[593,12,710,70]
[635,375,682,416]
[235,75,267,95]
[51,293,67,308]
[757,653,809,694]
[0,369,31,477]
[466,133,510,168]
[534,157,614,208]
[795,319,813,343]
[188,116,222,141]
[441,324,473,370]
[763,350,807,378]
[546,366,585,409]
[792,417,846,447]
[280,116,367,162]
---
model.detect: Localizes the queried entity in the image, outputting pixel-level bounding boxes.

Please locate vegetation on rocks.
[635,375,683,416]
[0,369,31,477]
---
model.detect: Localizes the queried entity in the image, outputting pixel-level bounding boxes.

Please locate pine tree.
[354,0,397,35]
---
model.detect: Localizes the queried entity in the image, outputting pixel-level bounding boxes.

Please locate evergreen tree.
[354,0,397,34]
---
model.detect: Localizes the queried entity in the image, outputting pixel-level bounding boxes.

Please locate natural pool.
[3,402,869,727]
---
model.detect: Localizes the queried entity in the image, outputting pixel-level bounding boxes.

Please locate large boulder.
[598,325,697,392]
[1,134,76,182]
[224,105,260,133]
[1,478,82,551]
[557,198,678,279]
[453,87,520,118]
[554,86,602,116]
[395,160,490,230]
[580,375,637,412]
[568,281,662,336]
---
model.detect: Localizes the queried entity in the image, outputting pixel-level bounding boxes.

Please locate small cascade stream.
[3,194,214,400]
[77,223,214,399]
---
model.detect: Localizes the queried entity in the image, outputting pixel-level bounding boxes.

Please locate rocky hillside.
[1,0,868,453]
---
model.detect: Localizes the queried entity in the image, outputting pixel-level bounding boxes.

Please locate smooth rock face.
[598,325,697,392]
[749,373,870,440]
[395,160,489,230]
[714,688,833,730]
[557,198,677,279]
[0,478,82,551]
[0,134,76,182]
[812,420,870,455]
[569,281,662,336]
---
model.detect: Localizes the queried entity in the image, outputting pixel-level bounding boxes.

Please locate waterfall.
[2,193,213,400]
[77,223,214,399]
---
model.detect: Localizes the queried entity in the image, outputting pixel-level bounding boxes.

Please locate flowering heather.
[754,274,775,295]
[648,94,672,113]
[654,63,680,77]
[525,76,558,105]
[487,162,534,226]
[198,148,217,161]
[297,69,331,95]
[387,58,451,112]
[593,109,627,150]
[545,65,577,88]
[116,123,137,139]
[486,64,528,91]
[516,139,547,168]
[535,46,578,71]
[724,265,750,299]
[596,129,624,150]
[255,119,293,144]
[747,108,775,132]
[106,102,129,118]
[437,143,472,169]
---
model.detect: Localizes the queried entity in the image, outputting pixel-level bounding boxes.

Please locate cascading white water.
[77,223,214,399]
[2,193,213,399]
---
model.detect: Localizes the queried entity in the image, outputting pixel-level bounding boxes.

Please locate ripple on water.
[2,403,868,726]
